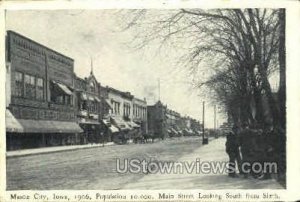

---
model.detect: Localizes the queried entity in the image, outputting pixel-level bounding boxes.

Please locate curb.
[6,142,116,158]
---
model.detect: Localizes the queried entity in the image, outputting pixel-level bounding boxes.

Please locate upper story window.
[13,71,23,97]
[90,82,96,93]
[36,78,44,100]
[50,80,73,106]
[123,103,131,118]
[13,71,45,101]
[24,74,36,99]
[111,100,120,115]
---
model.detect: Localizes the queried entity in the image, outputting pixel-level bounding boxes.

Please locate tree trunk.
[278,9,286,130]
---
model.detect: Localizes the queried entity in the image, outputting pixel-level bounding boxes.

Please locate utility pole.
[214,105,216,131]
[158,78,160,101]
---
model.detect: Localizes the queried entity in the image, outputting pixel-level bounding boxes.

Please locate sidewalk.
[6,142,115,158]
[5,136,203,158]
[123,137,283,189]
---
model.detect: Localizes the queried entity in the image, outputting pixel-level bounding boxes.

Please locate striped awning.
[6,109,23,133]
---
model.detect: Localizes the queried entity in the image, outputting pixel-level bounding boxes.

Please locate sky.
[6,10,226,128]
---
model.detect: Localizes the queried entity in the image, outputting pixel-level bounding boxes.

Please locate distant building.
[147,101,167,139]
[106,87,140,143]
[74,71,102,144]
[166,109,182,137]
[5,31,83,150]
[147,102,202,139]
[132,97,148,135]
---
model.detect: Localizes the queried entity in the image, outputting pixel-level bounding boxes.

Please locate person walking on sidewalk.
[225,130,239,177]
[233,125,244,175]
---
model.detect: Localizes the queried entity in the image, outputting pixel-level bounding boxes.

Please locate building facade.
[5,31,83,150]
[105,87,132,143]
[147,101,168,139]
[132,97,148,135]
[147,101,202,139]
[74,71,102,144]
[5,31,202,150]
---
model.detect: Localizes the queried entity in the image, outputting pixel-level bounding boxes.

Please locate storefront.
[78,119,101,144]
[6,109,83,150]
[111,116,132,144]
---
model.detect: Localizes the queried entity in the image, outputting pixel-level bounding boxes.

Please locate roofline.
[133,97,146,103]
[7,30,74,62]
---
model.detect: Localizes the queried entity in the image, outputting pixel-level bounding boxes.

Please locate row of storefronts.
[5,31,148,150]
[5,30,201,151]
[147,101,203,139]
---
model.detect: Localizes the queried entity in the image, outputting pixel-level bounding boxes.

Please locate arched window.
[90,81,96,93]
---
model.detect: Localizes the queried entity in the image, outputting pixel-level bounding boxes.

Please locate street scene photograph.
[5,8,286,190]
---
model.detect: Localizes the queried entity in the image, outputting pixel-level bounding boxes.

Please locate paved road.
[7,136,205,190]
[6,137,282,190]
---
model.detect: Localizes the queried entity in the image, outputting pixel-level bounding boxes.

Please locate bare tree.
[118,8,284,128]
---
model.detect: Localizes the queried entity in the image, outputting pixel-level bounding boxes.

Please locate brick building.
[5,31,83,150]
[147,101,168,139]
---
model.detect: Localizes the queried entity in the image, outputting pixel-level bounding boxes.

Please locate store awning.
[94,96,101,102]
[102,119,111,127]
[80,92,87,100]
[197,130,203,135]
[6,109,23,133]
[17,119,83,133]
[111,117,131,131]
[127,121,140,128]
[52,81,72,95]
[184,128,193,134]
[109,125,119,133]
[87,95,95,101]
[78,119,100,125]
[171,128,178,135]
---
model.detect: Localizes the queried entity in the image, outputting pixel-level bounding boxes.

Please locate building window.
[13,71,23,97]
[111,100,120,115]
[123,103,126,117]
[117,102,120,114]
[89,101,97,113]
[50,81,72,106]
[24,74,36,99]
[90,82,96,93]
[123,103,131,118]
[36,78,44,100]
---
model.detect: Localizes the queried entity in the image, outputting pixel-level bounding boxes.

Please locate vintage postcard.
[0,0,300,201]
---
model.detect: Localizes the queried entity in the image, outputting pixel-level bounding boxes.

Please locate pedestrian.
[225,130,239,177]
[232,125,244,175]
[239,123,253,178]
